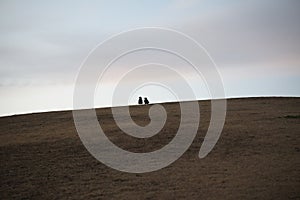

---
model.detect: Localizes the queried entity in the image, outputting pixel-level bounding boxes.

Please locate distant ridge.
[0,96,299,118]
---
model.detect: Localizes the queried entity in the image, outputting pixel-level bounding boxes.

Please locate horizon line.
[1,95,299,118]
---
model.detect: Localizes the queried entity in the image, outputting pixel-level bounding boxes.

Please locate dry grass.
[0,97,299,199]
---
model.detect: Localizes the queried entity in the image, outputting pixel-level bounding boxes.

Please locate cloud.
[0,0,299,115]
[179,0,300,68]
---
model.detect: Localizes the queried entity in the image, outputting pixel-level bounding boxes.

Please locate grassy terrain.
[0,97,299,199]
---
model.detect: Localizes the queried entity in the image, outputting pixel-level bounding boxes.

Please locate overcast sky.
[0,0,299,116]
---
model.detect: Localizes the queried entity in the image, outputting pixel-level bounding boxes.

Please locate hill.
[0,97,299,199]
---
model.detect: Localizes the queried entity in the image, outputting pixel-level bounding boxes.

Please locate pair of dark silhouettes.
[138,97,149,105]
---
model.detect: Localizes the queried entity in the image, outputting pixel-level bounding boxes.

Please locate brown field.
[0,97,299,199]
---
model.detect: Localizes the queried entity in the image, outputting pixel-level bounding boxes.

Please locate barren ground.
[0,97,299,199]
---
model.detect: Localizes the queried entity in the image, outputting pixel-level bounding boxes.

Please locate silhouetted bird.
[144,97,149,105]
[138,97,143,105]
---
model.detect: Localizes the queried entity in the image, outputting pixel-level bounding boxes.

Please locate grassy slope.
[0,97,299,199]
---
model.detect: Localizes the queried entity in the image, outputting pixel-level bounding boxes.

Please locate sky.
[0,0,299,116]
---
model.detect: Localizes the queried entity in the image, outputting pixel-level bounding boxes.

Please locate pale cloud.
[0,0,299,116]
